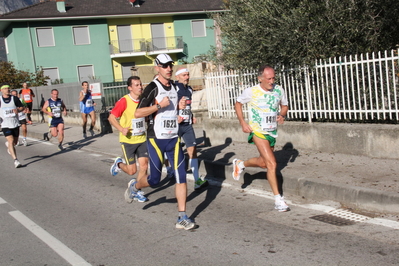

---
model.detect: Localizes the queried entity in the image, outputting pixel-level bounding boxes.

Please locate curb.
[198,158,399,215]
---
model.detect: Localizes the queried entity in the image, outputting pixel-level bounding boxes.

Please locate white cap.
[175,68,189,76]
[154,54,174,65]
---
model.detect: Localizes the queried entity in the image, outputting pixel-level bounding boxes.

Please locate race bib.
[24,94,31,101]
[159,116,178,137]
[18,111,26,120]
[179,106,191,122]
[52,107,61,118]
[2,107,16,118]
[86,99,93,107]
[131,118,145,136]
[260,112,277,131]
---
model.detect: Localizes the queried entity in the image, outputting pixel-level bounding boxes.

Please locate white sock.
[190,158,200,182]
[274,194,282,202]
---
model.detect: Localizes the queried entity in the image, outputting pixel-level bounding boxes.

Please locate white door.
[150,23,166,51]
[117,25,133,53]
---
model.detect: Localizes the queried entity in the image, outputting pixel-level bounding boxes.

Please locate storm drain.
[310,208,371,226]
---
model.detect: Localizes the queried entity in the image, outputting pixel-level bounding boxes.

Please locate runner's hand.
[159,96,170,108]
[241,122,252,133]
[178,97,186,110]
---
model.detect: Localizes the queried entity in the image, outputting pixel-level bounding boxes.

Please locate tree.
[211,0,399,69]
[0,61,48,88]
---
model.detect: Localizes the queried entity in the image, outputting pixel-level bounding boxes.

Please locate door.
[121,62,135,81]
[150,23,166,51]
[117,25,133,53]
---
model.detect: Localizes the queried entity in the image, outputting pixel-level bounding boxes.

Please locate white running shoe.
[275,196,290,212]
[14,160,22,168]
[232,158,245,181]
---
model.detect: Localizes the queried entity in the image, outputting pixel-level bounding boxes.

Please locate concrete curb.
[198,158,399,215]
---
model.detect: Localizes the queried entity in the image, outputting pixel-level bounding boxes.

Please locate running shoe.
[5,141,10,155]
[22,139,27,146]
[124,179,147,203]
[232,158,245,181]
[194,177,209,190]
[110,157,123,176]
[274,196,290,212]
[14,160,22,168]
[83,132,87,139]
[58,143,64,151]
[89,129,95,137]
[135,190,147,202]
[176,215,196,230]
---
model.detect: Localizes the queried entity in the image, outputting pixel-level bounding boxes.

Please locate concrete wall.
[201,116,399,159]
[32,110,399,159]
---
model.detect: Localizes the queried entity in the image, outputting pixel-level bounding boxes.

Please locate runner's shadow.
[242,142,298,195]
[22,139,96,166]
[143,176,176,198]
[187,181,219,221]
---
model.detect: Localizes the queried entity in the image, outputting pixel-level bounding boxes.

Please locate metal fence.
[204,49,399,123]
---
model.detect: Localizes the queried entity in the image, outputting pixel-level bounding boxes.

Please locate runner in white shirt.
[232,65,290,212]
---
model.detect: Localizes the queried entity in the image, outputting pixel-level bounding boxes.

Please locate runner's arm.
[234,101,252,133]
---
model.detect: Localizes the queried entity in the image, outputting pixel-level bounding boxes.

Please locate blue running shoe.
[124,179,147,203]
[110,157,123,176]
[176,215,196,230]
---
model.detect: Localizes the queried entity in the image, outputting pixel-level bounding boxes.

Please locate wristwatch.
[156,104,161,110]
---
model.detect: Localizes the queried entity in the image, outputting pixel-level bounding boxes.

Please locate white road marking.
[9,210,91,266]
[0,197,7,204]
[216,179,399,230]
[90,154,102,157]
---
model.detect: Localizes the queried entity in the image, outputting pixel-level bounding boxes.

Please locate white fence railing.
[205,49,399,123]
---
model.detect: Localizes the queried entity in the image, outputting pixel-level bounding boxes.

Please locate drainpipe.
[56,0,66,13]
[27,22,37,74]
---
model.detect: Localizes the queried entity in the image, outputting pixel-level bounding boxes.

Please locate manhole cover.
[310,208,371,226]
[310,214,356,226]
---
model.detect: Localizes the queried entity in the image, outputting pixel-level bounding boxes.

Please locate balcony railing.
[109,36,184,56]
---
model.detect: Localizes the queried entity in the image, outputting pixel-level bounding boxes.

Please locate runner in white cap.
[175,67,208,190]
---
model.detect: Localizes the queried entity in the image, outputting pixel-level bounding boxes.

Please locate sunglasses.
[158,63,174,69]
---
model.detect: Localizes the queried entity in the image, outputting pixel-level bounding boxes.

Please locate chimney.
[56,0,66,13]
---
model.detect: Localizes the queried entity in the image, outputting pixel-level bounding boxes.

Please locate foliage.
[210,0,399,69]
[0,61,48,88]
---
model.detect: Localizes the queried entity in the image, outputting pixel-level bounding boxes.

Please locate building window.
[191,20,206,38]
[73,26,90,45]
[36,28,55,47]
[78,65,94,82]
[43,67,59,84]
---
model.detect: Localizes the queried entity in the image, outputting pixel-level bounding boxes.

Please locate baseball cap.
[154,54,174,65]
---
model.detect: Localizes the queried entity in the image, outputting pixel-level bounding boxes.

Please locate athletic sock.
[179,211,186,218]
[190,158,200,182]
[132,183,139,192]
[274,194,282,202]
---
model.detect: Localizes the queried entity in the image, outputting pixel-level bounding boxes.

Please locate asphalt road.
[1,137,399,265]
